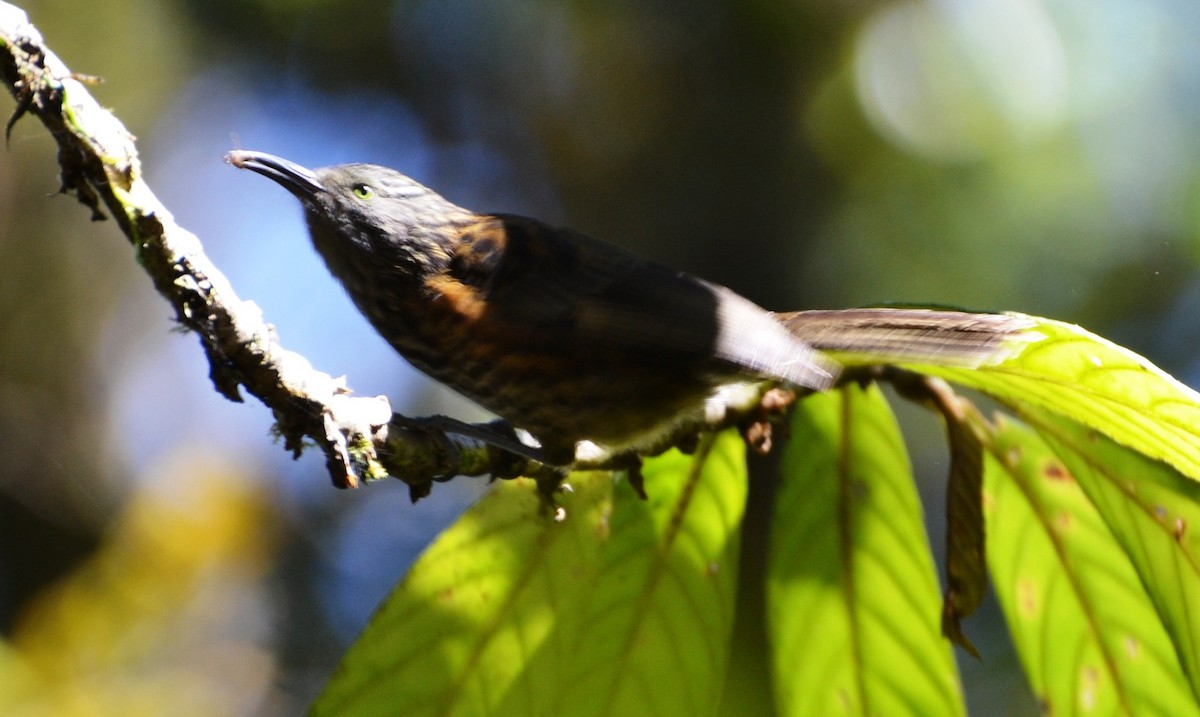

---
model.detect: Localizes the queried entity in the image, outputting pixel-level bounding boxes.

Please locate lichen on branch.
[0,1,537,497]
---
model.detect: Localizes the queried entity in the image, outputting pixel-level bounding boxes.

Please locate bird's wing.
[444,214,837,389]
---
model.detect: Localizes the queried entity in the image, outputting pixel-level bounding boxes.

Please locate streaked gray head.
[226,149,461,272]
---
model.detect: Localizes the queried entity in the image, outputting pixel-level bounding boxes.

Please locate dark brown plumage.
[228,150,1031,464]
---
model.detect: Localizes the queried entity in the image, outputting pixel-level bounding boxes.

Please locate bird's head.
[227,150,459,274]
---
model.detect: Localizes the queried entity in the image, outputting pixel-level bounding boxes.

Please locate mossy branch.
[0,3,803,500]
[0,2,548,497]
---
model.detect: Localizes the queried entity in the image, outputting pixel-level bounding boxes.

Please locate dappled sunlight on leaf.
[314,432,747,717]
[982,413,1199,715]
[768,384,964,717]
[1015,408,1200,703]
[901,316,1200,482]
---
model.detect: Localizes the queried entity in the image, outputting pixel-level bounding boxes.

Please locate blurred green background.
[1,0,1198,714]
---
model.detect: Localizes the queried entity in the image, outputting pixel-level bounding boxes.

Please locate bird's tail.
[778,308,1040,368]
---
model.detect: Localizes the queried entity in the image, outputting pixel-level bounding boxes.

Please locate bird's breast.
[339,267,721,459]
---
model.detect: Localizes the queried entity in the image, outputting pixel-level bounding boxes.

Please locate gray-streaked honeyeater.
[228,150,1031,465]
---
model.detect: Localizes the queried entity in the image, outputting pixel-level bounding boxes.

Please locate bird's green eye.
[352,184,375,200]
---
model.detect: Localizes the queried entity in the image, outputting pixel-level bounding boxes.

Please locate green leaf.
[1011,406,1200,705]
[767,383,964,717]
[897,316,1200,482]
[313,430,748,717]
[981,411,1200,715]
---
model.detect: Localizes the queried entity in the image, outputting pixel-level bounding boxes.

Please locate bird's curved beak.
[226,150,325,199]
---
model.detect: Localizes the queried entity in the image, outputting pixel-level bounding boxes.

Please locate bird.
[227,150,1032,466]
